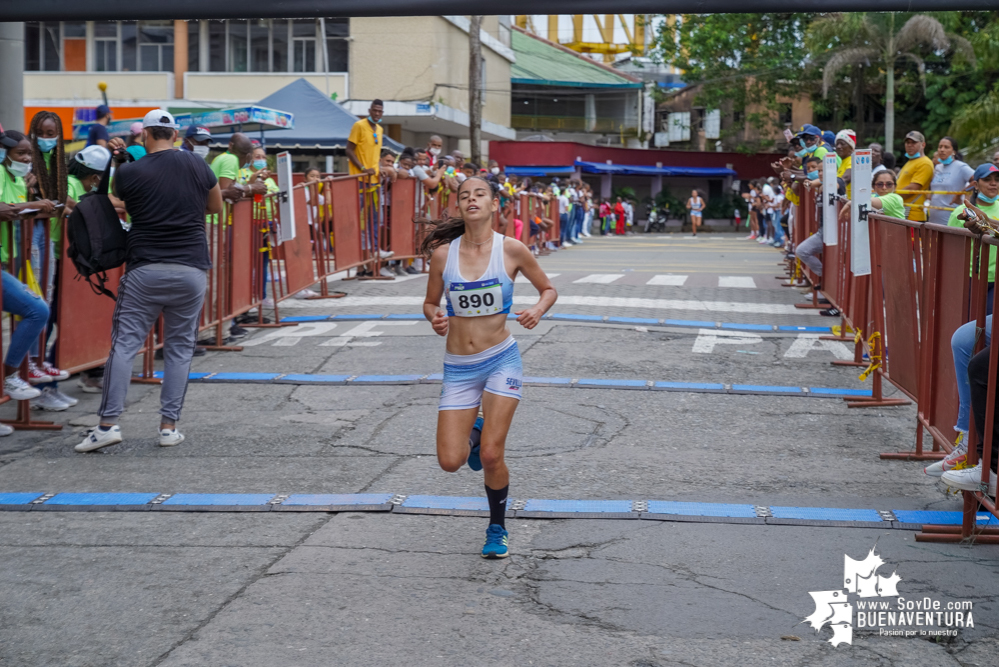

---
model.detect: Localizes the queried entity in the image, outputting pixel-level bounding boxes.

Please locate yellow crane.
[514,15,648,62]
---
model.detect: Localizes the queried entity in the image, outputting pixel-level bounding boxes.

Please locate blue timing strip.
[3,492,981,528]
[275,313,831,333]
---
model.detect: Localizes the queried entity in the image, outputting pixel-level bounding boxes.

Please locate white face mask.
[193,145,210,160]
[429,147,441,157]
[7,160,31,178]
[491,167,500,175]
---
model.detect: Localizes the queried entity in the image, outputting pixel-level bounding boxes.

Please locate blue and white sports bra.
[443,232,515,317]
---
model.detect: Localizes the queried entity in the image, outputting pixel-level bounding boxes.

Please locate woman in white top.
[687,189,705,236]
[928,136,974,225]
[422,176,557,558]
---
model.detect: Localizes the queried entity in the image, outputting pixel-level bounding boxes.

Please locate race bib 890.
[449,278,504,317]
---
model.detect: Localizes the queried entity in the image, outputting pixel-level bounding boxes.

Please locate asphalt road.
[1,232,996,667]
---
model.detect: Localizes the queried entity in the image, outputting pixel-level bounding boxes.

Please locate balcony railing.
[511,114,638,133]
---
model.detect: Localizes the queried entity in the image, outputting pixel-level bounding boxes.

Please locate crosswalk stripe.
[647,274,689,286]
[574,274,624,284]
[516,273,559,284]
[719,276,757,289]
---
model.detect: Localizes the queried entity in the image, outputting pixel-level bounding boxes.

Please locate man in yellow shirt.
[835,129,855,199]
[346,100,392,273]
[897,130,934,222]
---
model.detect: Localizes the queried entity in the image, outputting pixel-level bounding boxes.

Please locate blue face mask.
[37,137,58,153]
[978,190,998,204]
[0,148,6,163]
[805,142,818,153]
[795,148,808,158]
[940,155,954,166]
[905,152,921,159]
[806,170,819,180]
[368,116,381,125]
[253,159,267,170]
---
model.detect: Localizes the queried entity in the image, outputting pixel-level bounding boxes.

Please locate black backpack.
[66,152,128,300]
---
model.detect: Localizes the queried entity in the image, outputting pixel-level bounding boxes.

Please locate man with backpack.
[75,109,222,453]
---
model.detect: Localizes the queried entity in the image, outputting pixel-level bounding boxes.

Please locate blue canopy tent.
[212,78,405,153]
[573,161,736,178]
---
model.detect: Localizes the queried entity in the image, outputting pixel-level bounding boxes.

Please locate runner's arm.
[510,241,557,329]
[424,245,449,336]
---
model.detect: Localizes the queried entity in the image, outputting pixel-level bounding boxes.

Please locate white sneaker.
[159,428,185,447]
[32,387,69,412]
[293,289,319,299]
[77,376,103,394]
[378,249,395,259]
[5,373,41,400]
[563,241,574,247]
[925,434,967,477]
[0,423,12,436]
[52,388,79,407]
[942,462,997,496]
[262,297,275,308]
[379,267,396,278]
[75,425,122,452]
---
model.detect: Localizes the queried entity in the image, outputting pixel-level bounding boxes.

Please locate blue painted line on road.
[422,373,444,382]
[2,491,984,529]
[205,372,283,382]
[350,374,425,384]
[275,374,350,384]
[576,378,648,388]
[45,492,159,506]
[770,506,882,522]
[524,376,573,385]
[0,492,45,504]
[275,313,831,333]
[653,381,726,391]
[162,493,276,506]
[809,387,873,397]
[731,384,803,394]
[283,493,394,506]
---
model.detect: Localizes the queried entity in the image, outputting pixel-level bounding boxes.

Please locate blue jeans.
[771,211,785,245]
[758,211,768,237]
[2,271,49,368]
[952,315,993,434]
[560,213,569,243]
[570,206,584,241]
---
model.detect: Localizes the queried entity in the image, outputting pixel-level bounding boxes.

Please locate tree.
[649,13,815,152]
[809,12,973,154]
[468,16,483,167]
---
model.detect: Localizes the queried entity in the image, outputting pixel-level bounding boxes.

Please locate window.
[668,111,691,142]
[121,22,137,71]
[187,21,200,72]
[209,21,225,71]
[292,19,317,72]
[95,22,118,72]
[227,19,248,72]
[778,103,793,126]
[138,21,173,71]
[272,20,288,72]
[324,18,348,72]
[23,22,66,71]
[704,109,721,139]
[24,22,41,70]
[250,20,270,72]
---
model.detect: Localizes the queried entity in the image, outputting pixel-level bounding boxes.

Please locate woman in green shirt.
[870,169,905,219]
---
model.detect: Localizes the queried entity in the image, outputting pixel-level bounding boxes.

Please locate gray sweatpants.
[99,263,207,424]
[796,229,824,277]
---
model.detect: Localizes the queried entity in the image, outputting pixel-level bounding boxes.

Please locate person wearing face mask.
[486,160,502,183]
[928,136,974,225]
[426,135,443,169]
[896,130,934,222]
[28,111,67,305]
[210,132,253,203]
[182,125,212,160]
[0,128,60,414]
[125,122,147,161]
[794,125,829,163]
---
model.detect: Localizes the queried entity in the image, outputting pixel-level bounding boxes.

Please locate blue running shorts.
[439,336,523,410]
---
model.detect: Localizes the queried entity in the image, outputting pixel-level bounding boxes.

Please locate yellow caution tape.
[858,331,882,382]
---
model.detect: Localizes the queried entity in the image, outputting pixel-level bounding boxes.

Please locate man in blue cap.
[794,124,829,162]
[181,125,211,160]
[86,104,112,148]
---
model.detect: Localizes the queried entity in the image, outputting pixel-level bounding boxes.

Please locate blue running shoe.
[467,416,484,471]
[481,524,509,558]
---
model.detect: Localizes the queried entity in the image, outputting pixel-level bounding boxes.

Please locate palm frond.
[822,47,880,97]
[897,52,927,93]
[946,32,976,66]
[895,14,949,54]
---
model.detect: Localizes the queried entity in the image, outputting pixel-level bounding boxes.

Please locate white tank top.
[442,232,515,317]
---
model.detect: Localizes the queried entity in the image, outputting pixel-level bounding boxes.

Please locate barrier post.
[304,179,348,298]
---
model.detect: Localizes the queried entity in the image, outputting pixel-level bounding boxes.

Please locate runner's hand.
[515,306,542,330]
[431,309,449,336]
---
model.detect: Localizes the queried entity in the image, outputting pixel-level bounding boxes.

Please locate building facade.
[21,16,514,154]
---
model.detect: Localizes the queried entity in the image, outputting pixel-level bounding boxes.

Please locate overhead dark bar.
[1,1,992,22]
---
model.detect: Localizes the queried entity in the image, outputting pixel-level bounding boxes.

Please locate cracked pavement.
[1,233,998,666]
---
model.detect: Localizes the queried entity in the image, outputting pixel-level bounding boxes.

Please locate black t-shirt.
[115,149,218,271]
[86,123,109,147]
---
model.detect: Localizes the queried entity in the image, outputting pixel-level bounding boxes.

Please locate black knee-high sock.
[485,484,508,528]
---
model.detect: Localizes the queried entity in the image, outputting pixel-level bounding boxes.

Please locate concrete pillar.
[600,173,612,200]
[584,94,596,133]
[651,163,663,199]
[0,23,24,133]
[573,155,582,181]
[173,20,188,99]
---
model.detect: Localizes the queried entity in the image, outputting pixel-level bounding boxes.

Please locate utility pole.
[469,15,483,167]
[0,23,24,133]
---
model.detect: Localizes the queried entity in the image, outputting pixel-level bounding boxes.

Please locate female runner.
[422,176,557,558]
[686,189,704,237]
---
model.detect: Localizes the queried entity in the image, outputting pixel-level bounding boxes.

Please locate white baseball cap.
[142,109,178,129]
[75,145,111,171]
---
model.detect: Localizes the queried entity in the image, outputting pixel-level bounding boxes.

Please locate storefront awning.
[574,161,737,177]
[504,165,576,177]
